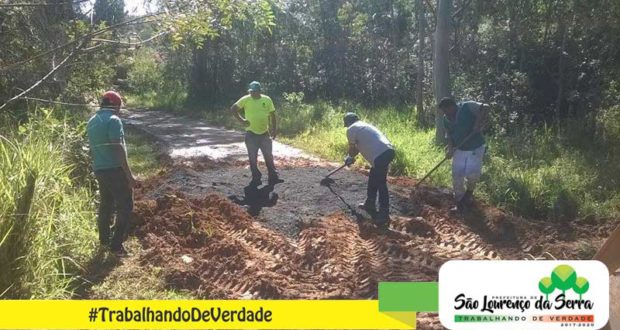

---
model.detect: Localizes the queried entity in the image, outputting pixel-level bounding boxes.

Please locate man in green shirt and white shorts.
[231,81,282,186]
[438,97,489,213]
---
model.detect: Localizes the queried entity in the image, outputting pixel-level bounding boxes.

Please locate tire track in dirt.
[134,193,447,300]
[130,161,617,329]
[133,189,516,302]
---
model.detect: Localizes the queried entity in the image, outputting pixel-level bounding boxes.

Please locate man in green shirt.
[87,91,136,256]
[231,81,282,186]
[438,97,489,212]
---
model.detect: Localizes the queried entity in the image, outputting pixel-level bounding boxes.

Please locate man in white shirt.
[344,112,395,226]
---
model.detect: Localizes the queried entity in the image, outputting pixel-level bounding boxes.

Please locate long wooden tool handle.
[413,155,450,188]
[413,131,478,188]
[326,164,347,178]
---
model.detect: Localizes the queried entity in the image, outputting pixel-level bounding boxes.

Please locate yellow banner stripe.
[0,300,416,329]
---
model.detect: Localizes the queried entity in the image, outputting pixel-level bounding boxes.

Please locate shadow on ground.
[230,183,279,216]
[73,249,120,298]
[138,165,408,237]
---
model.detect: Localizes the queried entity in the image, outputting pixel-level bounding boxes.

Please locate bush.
[599,104,620,152]
[0,110,97,298]
[127,48,162,95]
[126,48,187,110]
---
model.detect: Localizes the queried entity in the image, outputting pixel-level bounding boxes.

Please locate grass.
[279,103,449,180]
[0,110,97,298]
[125,91,187,112]
[125,127,164,178]
[188,94,620,221]
[86,238,194,300]
[0,109,171,299]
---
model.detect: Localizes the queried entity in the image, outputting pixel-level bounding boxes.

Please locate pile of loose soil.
[129,159,618,330]
[133,191,506,301]
[409,184,618,259]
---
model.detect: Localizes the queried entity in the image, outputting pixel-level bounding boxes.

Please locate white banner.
[439,260,609,330]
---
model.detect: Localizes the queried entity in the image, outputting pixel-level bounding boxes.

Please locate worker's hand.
[270,129,277,140]
[344,155,355,167]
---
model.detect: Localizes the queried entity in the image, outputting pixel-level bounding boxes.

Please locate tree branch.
[0,40,86,111]
[82,43,104,51]
[20,97,139,111]
[452,0,473,19]
[0,13,164,72]
[91,30,169,46]
[21,97,97,107]
[0,0,90,7]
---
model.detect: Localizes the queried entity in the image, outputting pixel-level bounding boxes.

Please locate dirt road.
[125,110,314,160]
[122,110,618,329]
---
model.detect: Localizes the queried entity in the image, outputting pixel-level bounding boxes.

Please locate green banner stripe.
[378,282,438,312]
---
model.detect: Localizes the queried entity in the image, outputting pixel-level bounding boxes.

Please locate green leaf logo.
[538,277,555,300]
[551,265,577,294]
[573,277,590,300]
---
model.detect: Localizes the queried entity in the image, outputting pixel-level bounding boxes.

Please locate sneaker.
[358,201,377,214]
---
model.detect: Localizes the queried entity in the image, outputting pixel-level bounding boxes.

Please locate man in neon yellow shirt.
[231,81,282,186]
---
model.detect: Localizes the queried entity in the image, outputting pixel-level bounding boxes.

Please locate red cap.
[101,91,122,107]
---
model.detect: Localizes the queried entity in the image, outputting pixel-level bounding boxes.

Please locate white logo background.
[439,260,609,330]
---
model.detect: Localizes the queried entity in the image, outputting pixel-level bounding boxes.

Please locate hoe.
[319,163,347,186]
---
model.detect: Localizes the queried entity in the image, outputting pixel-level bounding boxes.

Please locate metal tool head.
[320,177,335,186]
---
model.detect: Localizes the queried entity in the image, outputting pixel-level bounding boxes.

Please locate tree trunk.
[416,0,426,126]
[433,0,452,144]
[556,16,567,130]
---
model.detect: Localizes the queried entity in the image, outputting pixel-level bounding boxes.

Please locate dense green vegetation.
[0,110,97,298]
[0,108,162,298]
[134,0,620,131]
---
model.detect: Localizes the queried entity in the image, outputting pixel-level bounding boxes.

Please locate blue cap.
[248,81,261,92]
